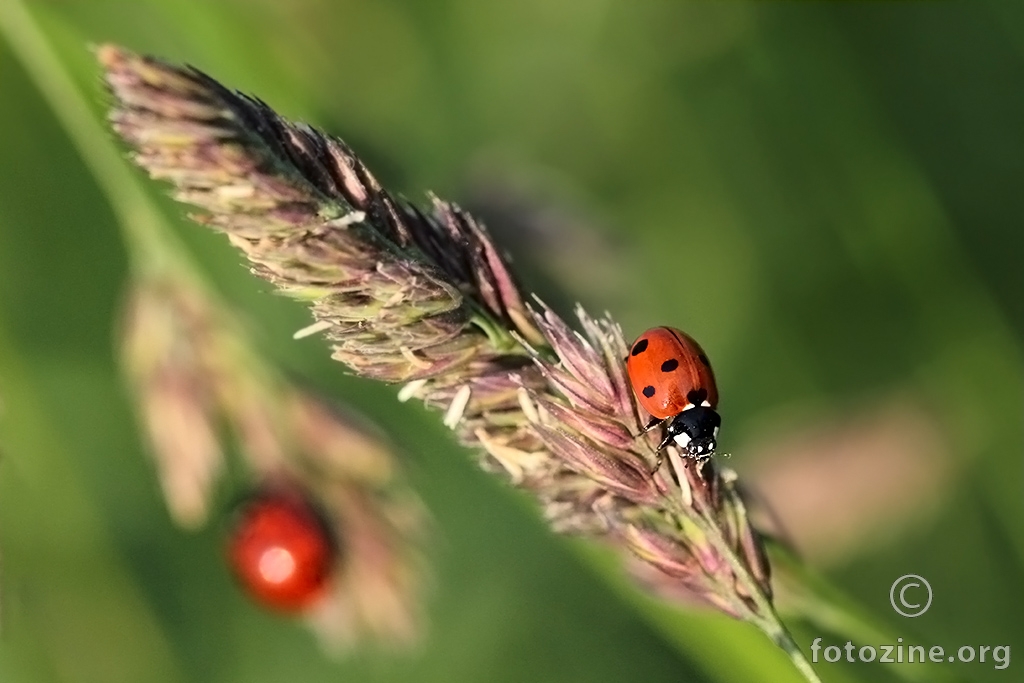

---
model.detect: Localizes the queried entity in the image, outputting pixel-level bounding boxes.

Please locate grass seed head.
[103,44,777,626]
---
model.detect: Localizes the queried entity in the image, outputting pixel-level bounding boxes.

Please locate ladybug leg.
[650,450,665,475]
[647,429,675,474]
[640,416,664,434]
[657,433,676,454]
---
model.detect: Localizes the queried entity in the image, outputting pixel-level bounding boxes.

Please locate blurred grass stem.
[0,0,197,279]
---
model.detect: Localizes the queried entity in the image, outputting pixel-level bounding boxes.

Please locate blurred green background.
[1,1,1023,682]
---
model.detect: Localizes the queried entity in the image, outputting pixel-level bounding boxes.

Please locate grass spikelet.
[100,44,819,681]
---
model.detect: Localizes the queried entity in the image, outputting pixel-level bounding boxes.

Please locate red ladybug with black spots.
[626,326,721,459]
[227,488,336,613]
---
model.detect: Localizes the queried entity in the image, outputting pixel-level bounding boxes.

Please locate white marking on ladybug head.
[701,400,711,407]
[713,426,720,438]
[673,432,692,449]
[681,403,696,412]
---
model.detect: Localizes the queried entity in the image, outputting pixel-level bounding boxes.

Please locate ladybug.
[626,326,721,460]
[226,489,337,613]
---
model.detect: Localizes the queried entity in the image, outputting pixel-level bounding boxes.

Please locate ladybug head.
[659,405,721,459]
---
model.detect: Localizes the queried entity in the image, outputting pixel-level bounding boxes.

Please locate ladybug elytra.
[226,489,336,613]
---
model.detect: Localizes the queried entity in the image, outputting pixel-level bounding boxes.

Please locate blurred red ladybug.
[626,326,721,459]
[227,489,336,613]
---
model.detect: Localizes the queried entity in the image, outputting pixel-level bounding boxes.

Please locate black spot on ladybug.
[687,388,708,405]
[660,358,679,372]
[631,338,649,356]
[642,385,656,398]
[698,353,710,367]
